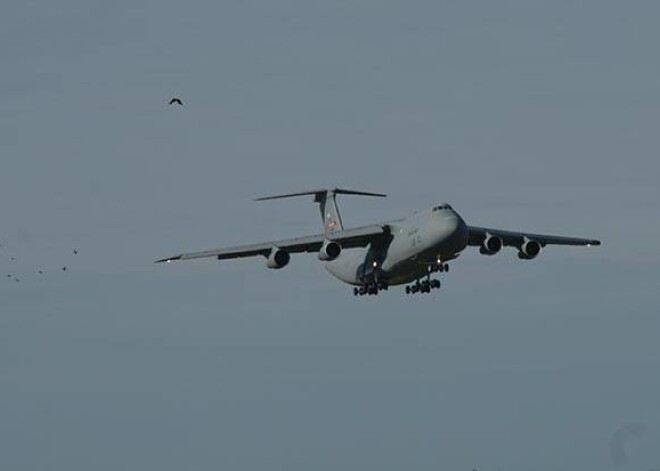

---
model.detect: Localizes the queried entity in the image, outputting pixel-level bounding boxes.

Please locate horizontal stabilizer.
[255,188,386,201]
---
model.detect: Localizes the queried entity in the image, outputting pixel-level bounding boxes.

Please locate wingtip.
[155,255,182,263]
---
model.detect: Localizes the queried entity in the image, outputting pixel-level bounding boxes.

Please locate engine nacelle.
[317,240,342,261]
[266,248,290,269]
[480,233,503,255]
[518,239,541,260]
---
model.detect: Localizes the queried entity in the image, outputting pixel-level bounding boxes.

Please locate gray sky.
[2,0,659,470]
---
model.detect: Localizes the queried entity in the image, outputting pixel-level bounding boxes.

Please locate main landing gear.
[405,278,441,294]
[352,262,449,296]
[353,282,389,296]
[404,262,448,295]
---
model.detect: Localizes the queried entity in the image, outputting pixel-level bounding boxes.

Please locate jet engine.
[480,233,503,255]
[518,239,542,260]
[317,240,342,261]
[266,248,290,269]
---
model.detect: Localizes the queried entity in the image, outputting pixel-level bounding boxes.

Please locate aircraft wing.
[156,224,388,263]
[467,226,601,247]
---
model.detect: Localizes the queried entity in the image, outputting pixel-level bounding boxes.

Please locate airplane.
[156,188,601,296]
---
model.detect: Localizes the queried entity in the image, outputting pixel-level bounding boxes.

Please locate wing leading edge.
[468,226,601,247]
[156,224,388,263]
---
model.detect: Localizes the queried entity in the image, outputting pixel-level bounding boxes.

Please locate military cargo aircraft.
[157,188,600,296]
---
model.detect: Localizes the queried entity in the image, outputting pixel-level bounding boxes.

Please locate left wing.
[468,225,601,247]
[156,224,388,263]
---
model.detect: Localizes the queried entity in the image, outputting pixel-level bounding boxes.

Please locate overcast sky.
[2,1,659,470]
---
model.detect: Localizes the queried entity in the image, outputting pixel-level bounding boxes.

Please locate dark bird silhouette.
[610,422,647,467]
[38,270,43,275]
[168,97,183,106]
[7,274,11,278]
[10,257,16,261]
[62,266,67,271]
[73,249,78,255]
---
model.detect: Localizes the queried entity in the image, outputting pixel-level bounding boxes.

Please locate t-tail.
[255,187,386,234]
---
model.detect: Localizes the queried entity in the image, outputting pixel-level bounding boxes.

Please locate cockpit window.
[433,204,453,211]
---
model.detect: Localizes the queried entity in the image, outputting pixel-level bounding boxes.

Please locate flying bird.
[168,97,183,106]
[73,249,78,255]
[610,422,647,466]
[62,266,67,271]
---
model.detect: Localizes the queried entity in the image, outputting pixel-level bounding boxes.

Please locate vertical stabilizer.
[315,189,343,233]
[255,187,386,234]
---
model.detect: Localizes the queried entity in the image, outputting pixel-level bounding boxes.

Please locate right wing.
[156,224,388,263]
[467,226,601,247]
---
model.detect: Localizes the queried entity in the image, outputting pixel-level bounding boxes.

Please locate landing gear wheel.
[353,287,359,296]
[405,286,411,294]
[431,279,441,289]
[444,263,449,272]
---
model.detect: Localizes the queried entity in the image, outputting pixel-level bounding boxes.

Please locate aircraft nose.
[436,213,468,250]
[440,213,459,232]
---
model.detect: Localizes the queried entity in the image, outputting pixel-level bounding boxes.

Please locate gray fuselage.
[325,205,468,286]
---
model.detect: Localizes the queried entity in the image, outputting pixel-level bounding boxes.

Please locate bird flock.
[4,97,181,285]
[3,245,79,283]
